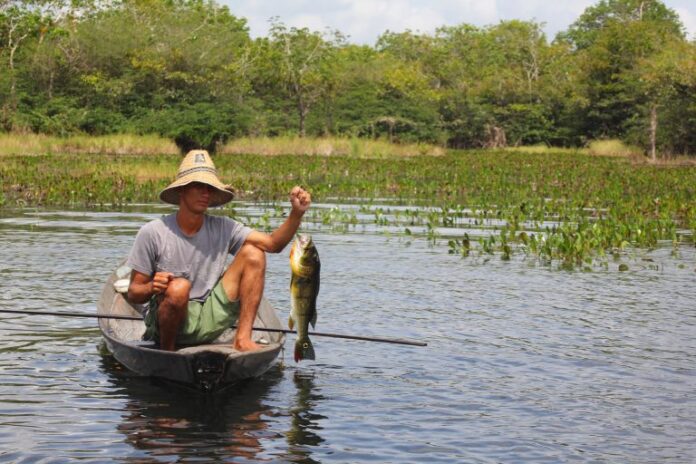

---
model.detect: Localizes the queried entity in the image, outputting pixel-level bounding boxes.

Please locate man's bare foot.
[234,338,261,352]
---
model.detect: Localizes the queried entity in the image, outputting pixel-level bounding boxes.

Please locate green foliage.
[1,0,695,156]
[560,0,684,50]
[559,0,690,154]
[493,104,553,146]
[134,102,253,152]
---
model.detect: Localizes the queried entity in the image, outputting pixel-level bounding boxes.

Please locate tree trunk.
[9,45,19,108]
[7,18,29,111]
[649,104,657,162]
[298,107,307,138]
[484,125,507,148]
[325,100,334,136]
[299,115,306,138]
[296,93,306,137]
[48,70,54,100]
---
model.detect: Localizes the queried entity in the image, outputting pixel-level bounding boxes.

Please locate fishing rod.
[0,308,427,347]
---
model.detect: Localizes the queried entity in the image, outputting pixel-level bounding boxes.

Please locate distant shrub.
[12,97,85,136]
[79,108,127,135]
[493,103,554,146]
[134,102,253,152]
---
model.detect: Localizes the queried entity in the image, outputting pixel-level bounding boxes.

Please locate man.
[126,149,311,352]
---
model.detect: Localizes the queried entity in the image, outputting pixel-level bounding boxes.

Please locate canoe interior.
[98,264,286,392]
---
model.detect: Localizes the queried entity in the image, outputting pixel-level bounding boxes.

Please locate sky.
[222,0,696,45]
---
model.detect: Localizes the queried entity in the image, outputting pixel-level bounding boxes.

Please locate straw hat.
[159,150,234,207]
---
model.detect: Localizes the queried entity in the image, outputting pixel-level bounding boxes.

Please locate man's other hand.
[151,272,173,295]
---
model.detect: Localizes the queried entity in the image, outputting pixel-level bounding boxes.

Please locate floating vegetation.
[1,150,695,267]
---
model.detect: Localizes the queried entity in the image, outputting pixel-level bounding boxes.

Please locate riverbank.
[4,132,693,164]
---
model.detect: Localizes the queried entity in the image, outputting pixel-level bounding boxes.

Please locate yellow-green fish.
[289,234,320,362]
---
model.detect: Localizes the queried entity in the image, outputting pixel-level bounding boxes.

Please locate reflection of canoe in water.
[97,264,285,393]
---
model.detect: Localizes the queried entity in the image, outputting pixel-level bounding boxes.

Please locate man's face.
[179,182,214,214]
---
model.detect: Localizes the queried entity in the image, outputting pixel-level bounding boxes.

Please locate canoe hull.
[98,265,285,392]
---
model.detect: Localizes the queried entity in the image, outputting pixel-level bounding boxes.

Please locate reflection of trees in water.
[285,370,327,463]
[100,353,327,462]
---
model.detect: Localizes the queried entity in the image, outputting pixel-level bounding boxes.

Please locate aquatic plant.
[1,149,694,266]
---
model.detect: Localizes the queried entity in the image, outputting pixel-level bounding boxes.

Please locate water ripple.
[0,205,695,463]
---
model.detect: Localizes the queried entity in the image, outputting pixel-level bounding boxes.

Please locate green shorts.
[143,280,240,345]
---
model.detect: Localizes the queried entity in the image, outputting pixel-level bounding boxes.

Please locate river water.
[0,204,695,463]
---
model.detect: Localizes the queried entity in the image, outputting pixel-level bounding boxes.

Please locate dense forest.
[1,0,695,156]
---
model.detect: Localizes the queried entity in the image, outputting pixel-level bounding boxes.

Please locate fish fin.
[288,316,294,330]
[294,337,315,362]
[310,266,319,329]
[310,308,317,329]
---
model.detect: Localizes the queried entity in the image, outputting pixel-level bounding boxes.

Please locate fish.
[289,234,320,362]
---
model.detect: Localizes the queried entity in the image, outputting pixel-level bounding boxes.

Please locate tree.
[431,21,561,147]
[560,0,685,141]
[634,39,696,159]
[560,0,683,50]
[268,19,344,137]
[1,0,694,155]
[0,1,54,117]
[68,0,253,145]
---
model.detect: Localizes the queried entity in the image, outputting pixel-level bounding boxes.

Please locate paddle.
[0,308,427,347]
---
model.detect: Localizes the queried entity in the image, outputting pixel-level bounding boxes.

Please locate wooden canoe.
[97,264,285,393]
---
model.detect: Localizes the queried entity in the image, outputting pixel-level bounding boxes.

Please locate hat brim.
[159,173,234,207]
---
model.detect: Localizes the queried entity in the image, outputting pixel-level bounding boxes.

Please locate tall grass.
[0,133,445,157]
[503,144,589,155]
[587,139,642,157]
[0,133,179,156]
[220,136,445,158]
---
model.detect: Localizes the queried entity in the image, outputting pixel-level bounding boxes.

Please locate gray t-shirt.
[126,213,252,301]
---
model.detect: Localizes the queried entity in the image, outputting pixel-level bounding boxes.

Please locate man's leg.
[157,278,191,351]
[220,243,266,351]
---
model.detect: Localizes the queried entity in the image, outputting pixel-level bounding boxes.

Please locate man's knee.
[162,278,191,308]
[238,244,266,271]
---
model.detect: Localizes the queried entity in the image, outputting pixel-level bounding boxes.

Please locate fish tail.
[294,337,315,362]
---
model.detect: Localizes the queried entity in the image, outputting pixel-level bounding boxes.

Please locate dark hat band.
[176,166,218,179]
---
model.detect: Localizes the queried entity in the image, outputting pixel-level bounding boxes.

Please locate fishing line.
[0,309,427,347]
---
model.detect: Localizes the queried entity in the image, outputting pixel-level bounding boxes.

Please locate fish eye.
[303,343,309,348]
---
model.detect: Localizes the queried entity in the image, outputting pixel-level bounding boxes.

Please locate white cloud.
[225,0,696,44]
[675,7,696,39]
[342,0,450,38]
[227,0,501,44]
[284,13,328,32]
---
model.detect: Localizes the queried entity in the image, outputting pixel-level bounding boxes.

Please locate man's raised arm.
[245,186,312,253]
